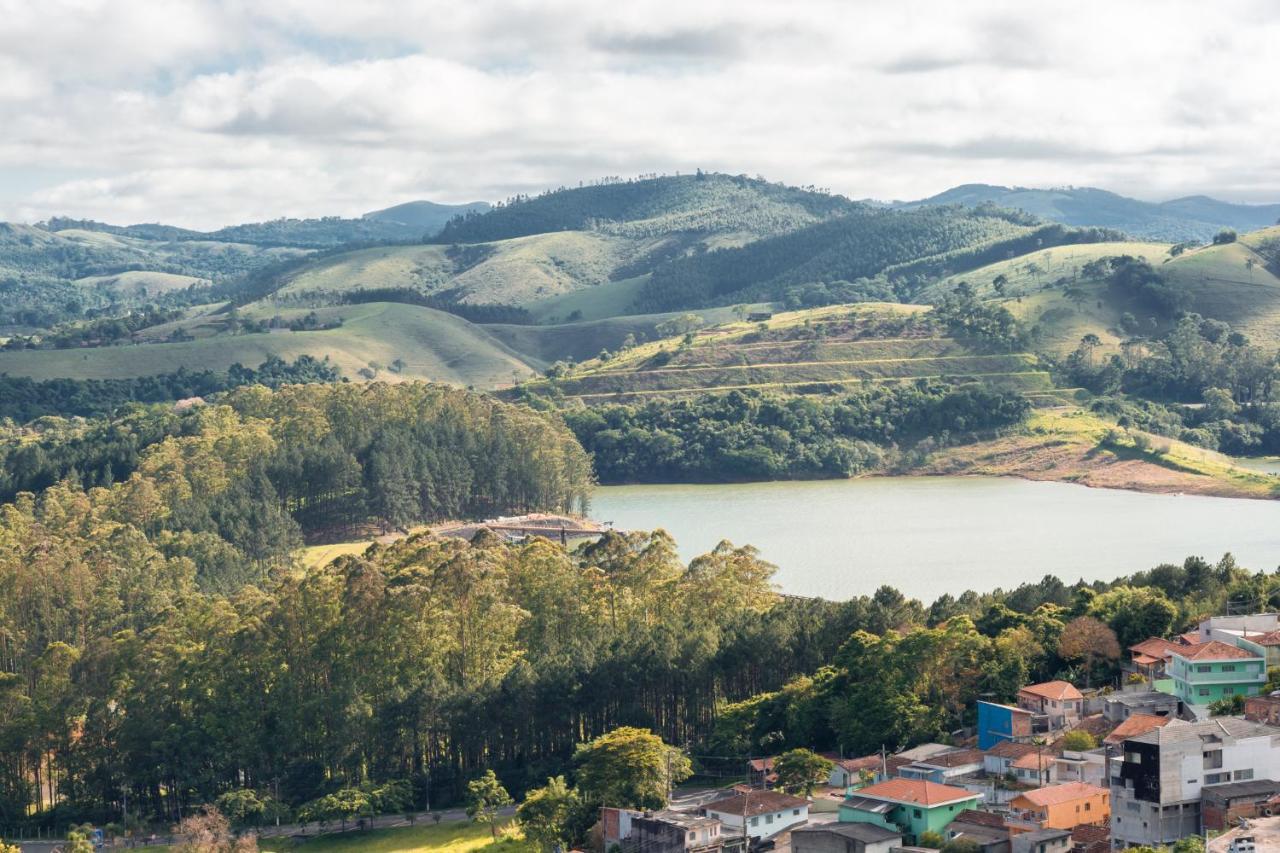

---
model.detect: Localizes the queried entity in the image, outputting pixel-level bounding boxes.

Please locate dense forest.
[560,384,1031,483]
[0,355,340,422]
[434,173,860,244]
[634,207,1123,312]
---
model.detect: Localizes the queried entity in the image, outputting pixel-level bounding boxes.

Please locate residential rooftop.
[1128,717,1280,747]
[791,823,901,843]
[702,790,807,817]
[1015,782,1108,807]
[985,740,1039,759]
[1020,680,1083,701]
[1172,640,1261,661]
[853,778,979,807]
[1104,713,1175,745]
[1201,779,1280,799]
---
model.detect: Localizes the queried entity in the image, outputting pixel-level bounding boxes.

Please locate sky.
[2,0,1278,230]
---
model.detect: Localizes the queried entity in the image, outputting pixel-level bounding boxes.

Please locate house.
[1050,749,1106,787]
[747,311,773,322]
[1129,637,1184,679]
[1068,822,1110,853]
[1111,717,1280,847]
[898,749,984,783]
[1199,779,1280,831]
[984,740,1040,778]
[1017,682,1084,730]
[1166,640,1267,707]
[1244,692,1280,726]
[826,754,884,789]
[1009,782,1110,831]
[1009,827,1070,853]
[1233,629,1280,669]
[978,700,1035,750]
[631,810,726,853]
[702,790,808,840]
[944,809,1010,853]
[1196,613,1280,650]
[603,807,642,849]
[1010,750,1057,786]
[1103,713,1175,746]
[790,822,901,853]
[1102,690,1181,723]
[747,758,778,788]
[839,778,980,844]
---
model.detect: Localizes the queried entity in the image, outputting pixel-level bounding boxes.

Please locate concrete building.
[1009,827,1070,853]
[825,754,885,789]
[839,778,980,844]
[790,822,901,853]
[1050,749,1106,787]
[944,810,1010,853]
[984,741,1040,778]
[702,790,808,840]
[1111,717,1280,847]
[897,749,984,784]
[1167,641,1267,707]
[1103,713,1174,747]
[1199,779,1280,831]
[631,810,727,853]
[1196,613,1280,647]
[1103,690,1181,723]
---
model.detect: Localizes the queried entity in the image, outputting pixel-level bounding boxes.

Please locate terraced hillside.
[514,304,1070,404]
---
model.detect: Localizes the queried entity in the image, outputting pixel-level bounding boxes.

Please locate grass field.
[75,270,210,296]
[260,820,531,853]
[273,231,655,306]
[0,303,538,387]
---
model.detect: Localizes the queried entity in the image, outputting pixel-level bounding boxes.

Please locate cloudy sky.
[2,0,1278,229]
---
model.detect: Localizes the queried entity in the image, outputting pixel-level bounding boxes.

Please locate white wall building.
[702,790,809,840]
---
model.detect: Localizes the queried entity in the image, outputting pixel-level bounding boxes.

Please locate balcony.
[1178,670,1266,684]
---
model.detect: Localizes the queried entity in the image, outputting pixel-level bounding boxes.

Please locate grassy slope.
[923,232,1280,355]
[75,270,209,296]
[513,303,1062,402]
[0,303,537,387]
[924,408,1280,500]
[261,820,531,853]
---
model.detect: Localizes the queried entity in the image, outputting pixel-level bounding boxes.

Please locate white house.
[701,790,809,839]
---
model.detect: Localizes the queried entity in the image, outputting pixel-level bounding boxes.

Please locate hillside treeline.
[634,207,1042,312]
[561,384,1032,483]
[435,173,858,243]
[0,383,592,587]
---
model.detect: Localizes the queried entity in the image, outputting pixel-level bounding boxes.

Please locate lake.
[591,477,1280,601]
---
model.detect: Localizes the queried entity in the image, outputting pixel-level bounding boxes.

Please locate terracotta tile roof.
[747,758,775,772]
[986,740,1039,759]
[830,754,883,773]
[1071,822,1110,844]
[951,809,1007,829]
[855,778,979,808]
[1179,631,1200,645]
[703,790,807,817]
[1012,751,1055,770]
[1013,782,1108,808]
[1172,640,1261,661]
[1129,637,1182,658]
[1251,629,1280,647]
[1020,680,1084,701]
[1103,713,1173,745]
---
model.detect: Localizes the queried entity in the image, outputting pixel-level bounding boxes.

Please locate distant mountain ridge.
[898,184,1280,242]
[363,199,491,233]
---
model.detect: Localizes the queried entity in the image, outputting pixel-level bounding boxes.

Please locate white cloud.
[1,0,1278,228]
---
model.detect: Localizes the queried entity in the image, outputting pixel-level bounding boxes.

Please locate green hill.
[921,227,1280,355]
[362,199,491,234]
[0,302,537,387]
[512,304,1068,404]
[435,172,862,243]
[902,184,1280,242]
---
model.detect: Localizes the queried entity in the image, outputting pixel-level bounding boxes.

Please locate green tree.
[1061,730,1097,751]
[517,776,582,851]
[773,749,833,797]
[1209,694,1246,716]
[66,832,94,853]
[940,840,980,853]
[1086,586,1178,648]
[215,788,267,827]
[918,830,944,848]
[1057,616,1120,687]
[573,727,692,810]
[466,770,513,841]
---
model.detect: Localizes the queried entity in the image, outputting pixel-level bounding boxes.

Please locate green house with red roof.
[840,778,980,844]
[1166,640,1266,706]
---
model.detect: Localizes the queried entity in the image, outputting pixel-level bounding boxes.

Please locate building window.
[1199,688,1211,696]
[765,814,773,825]
[1205,750,1223,769]
[914,809,923,818]
[1197,665,1212,673]
[750,818,759,827]
[792,809,800,816]
[1224,687,1235,695]
[1236,769,1255,781]
[1206,773,1229,784]
[1085,802,1091,811]
[1222,665,1236,672]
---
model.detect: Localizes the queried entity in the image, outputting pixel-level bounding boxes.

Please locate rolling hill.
[921,226,1280,354]
[363,199,491,234]
[901,184,1280,242]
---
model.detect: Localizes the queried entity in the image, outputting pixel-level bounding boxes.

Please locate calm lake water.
[591,477,1280,600]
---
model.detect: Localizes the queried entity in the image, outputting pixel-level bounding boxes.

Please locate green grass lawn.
[260,820,534,853]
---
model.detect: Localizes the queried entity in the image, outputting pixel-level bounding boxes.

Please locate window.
[1199,688,1211,696]
[1236,769,1255,781]
[688,833,695,842]
[1222,665,1236,672]
[914,809,923,818]
[1206,773,1229,784]
[1205,750,1223,769]
[750,818,759,827]
[1224,687,1235,695]
[1198,665,1212,673]
[765,814,773,825]
[792,809,800,816]
[1085,802,1091,811]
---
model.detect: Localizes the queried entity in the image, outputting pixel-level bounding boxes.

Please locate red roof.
[1129,637,1182,658]
[703,790,807,817]
[856,779,979,808]
[1172,640,1260,661]
[1104,713,1173,745]
[1251,629,1280,647]
[747,758,775,772]
[1179,631,1200,645]
[1019,680,1084,701]
[952,809,1007,829]
[985,740,1039,759]
[1012,782,1108,808]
